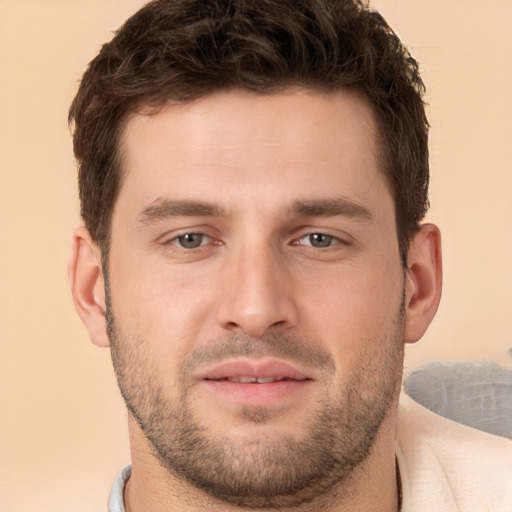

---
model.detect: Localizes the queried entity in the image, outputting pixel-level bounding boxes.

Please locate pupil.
[311,233,331,247]
[179,234,202,248]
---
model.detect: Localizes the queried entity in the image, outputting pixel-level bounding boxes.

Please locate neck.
[124,410,400,512]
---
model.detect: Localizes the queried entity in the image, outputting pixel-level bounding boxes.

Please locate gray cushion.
[404,361,512,438]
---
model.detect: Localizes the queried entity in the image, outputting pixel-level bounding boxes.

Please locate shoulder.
[397,393,512,512]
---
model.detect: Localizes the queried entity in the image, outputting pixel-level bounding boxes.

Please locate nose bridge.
[216,237,297,337]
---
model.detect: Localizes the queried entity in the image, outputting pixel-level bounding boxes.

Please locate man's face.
[107,89,405,507]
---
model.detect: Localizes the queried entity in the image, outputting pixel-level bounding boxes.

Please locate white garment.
[397,394,512,511]
[109,394,512,511]
[109,464,131,512]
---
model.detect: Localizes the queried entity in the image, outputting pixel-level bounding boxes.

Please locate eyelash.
[167,232,215,250]
[163,230,349,252]
[294,233,346,249]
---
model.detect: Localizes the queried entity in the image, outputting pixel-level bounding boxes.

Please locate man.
[67,0,512,510]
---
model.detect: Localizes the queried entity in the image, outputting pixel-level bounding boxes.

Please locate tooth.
[227,376,257,383]
[256,377,277,383]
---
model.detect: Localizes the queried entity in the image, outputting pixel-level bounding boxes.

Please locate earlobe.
[68,226,110,348]
[404,224,442,344]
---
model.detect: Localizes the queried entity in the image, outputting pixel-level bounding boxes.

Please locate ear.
[404,223,442,344]
[68,226,110,348]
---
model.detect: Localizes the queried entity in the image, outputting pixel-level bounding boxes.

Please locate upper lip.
[198,358,312,381]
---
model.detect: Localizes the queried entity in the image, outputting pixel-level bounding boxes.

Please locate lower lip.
[200,379,311,406]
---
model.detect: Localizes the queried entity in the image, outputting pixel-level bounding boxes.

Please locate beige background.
[1,1,510,510]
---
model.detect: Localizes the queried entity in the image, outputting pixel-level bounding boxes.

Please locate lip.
[197,358,313,407]
[198,358,312,381]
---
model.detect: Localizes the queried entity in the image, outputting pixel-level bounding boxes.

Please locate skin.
[69,89,442,511]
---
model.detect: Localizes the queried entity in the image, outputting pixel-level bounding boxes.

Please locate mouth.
[211,376,303,383]
[199,358,311,380]
[197,358,313,406]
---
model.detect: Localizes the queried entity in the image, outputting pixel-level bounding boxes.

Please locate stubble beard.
[106,291,405,509]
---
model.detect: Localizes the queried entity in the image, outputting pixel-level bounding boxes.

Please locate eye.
[171,233,211,249]
[298,233,340,248]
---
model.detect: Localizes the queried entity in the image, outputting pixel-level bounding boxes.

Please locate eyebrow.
[136,196,372,228]
[291,198,372,221]
[136,199,225,227]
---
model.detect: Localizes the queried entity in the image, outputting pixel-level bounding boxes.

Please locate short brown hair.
[69,0,429,265]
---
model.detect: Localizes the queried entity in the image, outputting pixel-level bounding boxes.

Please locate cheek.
[108,258,220,362]
[299,260,404,366]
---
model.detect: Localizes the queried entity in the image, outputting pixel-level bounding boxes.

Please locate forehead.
[117,89,392,219]
[125,88,379,156]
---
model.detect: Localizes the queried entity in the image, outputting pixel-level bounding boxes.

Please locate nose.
[216,243,299,338]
